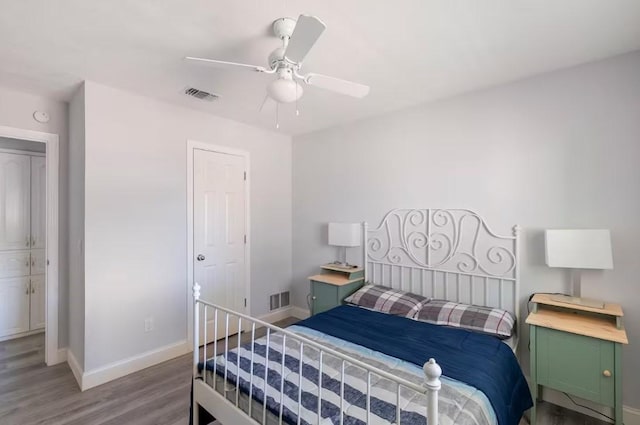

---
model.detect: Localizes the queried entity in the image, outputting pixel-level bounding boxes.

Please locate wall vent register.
[184,87,219,102]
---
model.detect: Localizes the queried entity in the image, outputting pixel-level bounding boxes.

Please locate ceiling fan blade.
[284,15,326,64]
[184,56,267,73]
[305,73,370,98]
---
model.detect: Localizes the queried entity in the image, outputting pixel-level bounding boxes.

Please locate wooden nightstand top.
[526,294,628,344]
[531,293,623,316]
[321,264,363,273]
[308,273,363,286]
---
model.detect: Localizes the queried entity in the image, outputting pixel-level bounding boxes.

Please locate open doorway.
[0,126,59,366]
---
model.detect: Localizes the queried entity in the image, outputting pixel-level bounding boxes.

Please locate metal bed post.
[513,225,521,333]
[363,221,368,281]
[192,282,201,425]
[424,358,442,425]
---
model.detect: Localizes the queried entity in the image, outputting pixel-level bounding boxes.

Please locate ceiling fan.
[185,15,370,108]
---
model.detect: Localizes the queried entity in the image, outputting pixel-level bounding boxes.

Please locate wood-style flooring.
[0,319,608,425]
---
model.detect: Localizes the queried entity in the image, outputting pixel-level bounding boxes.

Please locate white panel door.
[0,277,30,337]
[30,156,46,250]
[194,149,246,344]
[0,153,30,250]
[29,275,46,330]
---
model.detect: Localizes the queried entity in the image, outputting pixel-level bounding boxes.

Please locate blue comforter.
[296,305,532,425]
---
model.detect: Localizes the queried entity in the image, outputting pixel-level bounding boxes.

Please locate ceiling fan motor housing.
[268,47,286,69]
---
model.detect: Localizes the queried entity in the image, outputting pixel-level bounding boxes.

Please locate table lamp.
[328,222,361,267]
[544,229,613,309]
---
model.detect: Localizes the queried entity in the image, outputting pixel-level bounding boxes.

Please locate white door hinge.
[244,298,247,308]
[244,171,247,181]
[244,235,247,244]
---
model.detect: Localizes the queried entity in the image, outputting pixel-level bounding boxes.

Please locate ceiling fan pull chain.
[276,102,280,129]
[295,84,300,116]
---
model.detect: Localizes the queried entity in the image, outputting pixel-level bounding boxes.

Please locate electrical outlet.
[144,317,154,332]
[270,294,280,311]
[280,291,290,307]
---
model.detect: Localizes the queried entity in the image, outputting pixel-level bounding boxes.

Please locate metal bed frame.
[192,208,520,425]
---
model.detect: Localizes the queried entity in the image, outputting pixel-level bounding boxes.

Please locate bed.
[191,208,532,425]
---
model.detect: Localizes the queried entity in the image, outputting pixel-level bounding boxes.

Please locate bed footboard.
[192,283,442,425]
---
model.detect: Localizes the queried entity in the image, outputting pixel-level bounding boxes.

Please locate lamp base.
[549,294,605,309]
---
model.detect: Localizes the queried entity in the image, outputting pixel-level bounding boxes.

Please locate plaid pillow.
[344,285,428,318]
[416,300,516,339]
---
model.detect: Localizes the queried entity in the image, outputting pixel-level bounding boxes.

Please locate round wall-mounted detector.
[33,111,50,123]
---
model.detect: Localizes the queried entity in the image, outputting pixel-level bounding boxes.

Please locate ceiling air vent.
[184,87,219,102]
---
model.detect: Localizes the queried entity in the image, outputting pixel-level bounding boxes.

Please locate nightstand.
[308,264,365,315]
[526,294,628,425]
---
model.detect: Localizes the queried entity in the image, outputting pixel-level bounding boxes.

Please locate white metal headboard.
[364,208,520,321]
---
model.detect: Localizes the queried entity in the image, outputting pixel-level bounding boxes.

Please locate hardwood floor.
[522,402,610,425]
[0,320,608,425]
[0,333,192,425]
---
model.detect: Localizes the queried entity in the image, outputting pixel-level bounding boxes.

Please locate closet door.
[29,275,46,330]
[0,277,30,337]
[0,153,30,250]
[0,251,31,278]
[30,156,46,249]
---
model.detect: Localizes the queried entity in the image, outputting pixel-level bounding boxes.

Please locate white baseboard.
[81,340,190,391]
[66,349,84,389]
[54,347,68,364]
[0,328,44,342]
[257,307,295,324]
[256,306,309,323]
[624,406,640,425]
[291,306,310,320]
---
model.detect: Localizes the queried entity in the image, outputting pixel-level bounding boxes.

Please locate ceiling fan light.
[267,78,303,103]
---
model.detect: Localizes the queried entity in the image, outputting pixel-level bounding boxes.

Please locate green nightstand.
[526,294,628,425]
[308,264,364,315]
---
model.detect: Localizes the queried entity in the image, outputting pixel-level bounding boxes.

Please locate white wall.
[81,82,292,372]
[292,51,640,408]
[0,85,69,348]
[68,84,86,367]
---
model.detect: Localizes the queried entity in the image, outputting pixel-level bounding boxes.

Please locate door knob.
[197,254,206,261]
[603,370,612,377]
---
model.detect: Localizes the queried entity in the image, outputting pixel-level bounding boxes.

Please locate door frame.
[186,140,250,348]
[0,125,60,366]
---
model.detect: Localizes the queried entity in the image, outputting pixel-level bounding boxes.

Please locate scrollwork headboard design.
[364,208,520,321]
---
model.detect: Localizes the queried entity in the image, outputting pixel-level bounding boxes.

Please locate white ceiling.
[1,1,640,135]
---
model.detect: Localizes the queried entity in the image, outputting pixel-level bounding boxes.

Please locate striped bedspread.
[206,325,495,425]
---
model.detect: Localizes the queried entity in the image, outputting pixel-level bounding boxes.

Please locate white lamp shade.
[545,229,613,269]
[328,223,361,247]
